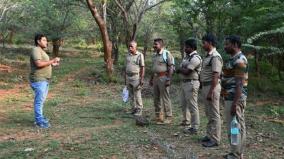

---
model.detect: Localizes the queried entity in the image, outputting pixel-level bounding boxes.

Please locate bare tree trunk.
[178,30,186,58]
[278,54,283,80]
[1,33,6,48]
[86,0,113,77]
[103,0,107,22]
[91,38,96,44]
[112,38,119,65]
[114,0,167,47]
[52,39,61,57]
[142,27,152,57]
[143,39,148,57]
[8,30,14,44]
[254,50,260,78]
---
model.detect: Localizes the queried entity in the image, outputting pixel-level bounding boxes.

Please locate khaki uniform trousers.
[127,79,143,111]
[201,83,221,143]
[153,76,172,117]
[181,80,200,129]
[224,100,246,159]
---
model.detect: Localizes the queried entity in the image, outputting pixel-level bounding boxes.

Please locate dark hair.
[154,38,164,46]
[202,33,217,47]
[34,33,46,46]
[225,35,242,48]
[184,38,197,50]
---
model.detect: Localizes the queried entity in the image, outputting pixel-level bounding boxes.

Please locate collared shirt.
[222,51,248,101]
[179,51,202,80]
[200,48,223,82]
[29,46,52,82]
[152,49,174,73]
[125,51,144,80]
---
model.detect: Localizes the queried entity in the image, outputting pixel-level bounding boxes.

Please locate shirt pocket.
[158,57,165,64]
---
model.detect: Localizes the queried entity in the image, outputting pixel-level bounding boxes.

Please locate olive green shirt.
[29,47,52,82]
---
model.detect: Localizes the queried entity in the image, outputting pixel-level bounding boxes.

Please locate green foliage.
[267,105,284,117]
[46,97,62,107]
[247,59,284,96]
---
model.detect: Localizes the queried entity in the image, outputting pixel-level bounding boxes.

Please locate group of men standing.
[29,33,247,159]
[124,34,248,159]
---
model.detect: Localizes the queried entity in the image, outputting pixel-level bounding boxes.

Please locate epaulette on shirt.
[207,52,223,66]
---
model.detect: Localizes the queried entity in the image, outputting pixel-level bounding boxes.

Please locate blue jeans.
[30,81,49,124]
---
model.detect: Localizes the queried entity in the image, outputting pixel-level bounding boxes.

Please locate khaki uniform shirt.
[152,49,174,73]
[125,51,144,81]
[29,47,52,82]
[180,51,202,80]
[200,48,223,82]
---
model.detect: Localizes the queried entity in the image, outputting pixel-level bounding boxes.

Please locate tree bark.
[142,27,152,57]
[86,0,113,77]
[112,38,119,65]
[254,49,260,78]
[52,39,61,57]
[278,54,283,80]
[114,0,167,46]
[8,30,14,44]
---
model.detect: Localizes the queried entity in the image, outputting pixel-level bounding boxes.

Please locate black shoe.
[132,108,142,116]
[183,128,198,134]
[131,108,138,115]
[201,136,210,142]
[223,153,242,159]
[202,140,218,147]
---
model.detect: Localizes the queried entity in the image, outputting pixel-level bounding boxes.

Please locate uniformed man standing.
[125,41,145,116]
[222,35,248,159]
[200,33,223,147]
[176,39,202,134]
[149,38,174,124]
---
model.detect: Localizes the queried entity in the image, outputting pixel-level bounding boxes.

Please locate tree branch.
[144,0,168,12]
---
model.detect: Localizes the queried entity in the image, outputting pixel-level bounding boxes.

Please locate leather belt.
[182,79,198,83]
[154,72,167,77]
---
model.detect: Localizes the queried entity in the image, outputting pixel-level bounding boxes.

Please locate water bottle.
[230,116,240,145]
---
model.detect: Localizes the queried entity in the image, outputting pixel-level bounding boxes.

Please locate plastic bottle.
[230,116,240,145]
[122,86,129,103]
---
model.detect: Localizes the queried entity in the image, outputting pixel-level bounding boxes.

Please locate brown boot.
[163,116,172,124]
[155,112,164,124]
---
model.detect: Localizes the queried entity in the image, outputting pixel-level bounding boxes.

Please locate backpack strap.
[162,50,175,66]
[162,50,176,73]
[207,54,222,66]
[187,53,202,74]
[187,53,200,62]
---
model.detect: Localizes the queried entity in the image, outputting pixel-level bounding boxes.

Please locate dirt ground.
[0,49,283,159]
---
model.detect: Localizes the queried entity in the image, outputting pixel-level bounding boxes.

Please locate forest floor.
[0,47,283,159]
